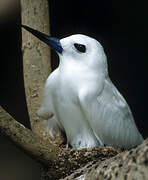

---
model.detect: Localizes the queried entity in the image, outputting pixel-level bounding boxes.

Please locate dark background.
[0,0,148,179]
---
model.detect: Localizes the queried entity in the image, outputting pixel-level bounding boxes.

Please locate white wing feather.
[79,77,143,149]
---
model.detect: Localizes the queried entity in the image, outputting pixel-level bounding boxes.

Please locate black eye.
[74,43,86,53]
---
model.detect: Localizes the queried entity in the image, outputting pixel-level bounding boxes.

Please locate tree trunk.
[21,0,51,136]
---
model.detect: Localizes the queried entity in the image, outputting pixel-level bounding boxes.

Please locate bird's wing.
[79,77,143,149]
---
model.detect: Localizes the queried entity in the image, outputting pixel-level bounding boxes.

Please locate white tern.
[22,25,144,149]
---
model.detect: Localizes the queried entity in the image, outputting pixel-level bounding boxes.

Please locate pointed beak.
[21,24,63,54]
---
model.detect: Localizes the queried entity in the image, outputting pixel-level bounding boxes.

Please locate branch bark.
[0,106,58,166]
[21,0,51,136]
[85,139,148,180]
[63,138,148,180]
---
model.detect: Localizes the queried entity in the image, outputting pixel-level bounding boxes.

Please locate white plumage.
[37,34,143,149]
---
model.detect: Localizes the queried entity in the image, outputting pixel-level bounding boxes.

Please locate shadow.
[0,16,30,128]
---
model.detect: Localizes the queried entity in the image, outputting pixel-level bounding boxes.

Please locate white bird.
[22,25,144,149]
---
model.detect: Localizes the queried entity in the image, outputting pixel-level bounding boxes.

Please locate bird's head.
[21,25,107,72]
[59,34,107,71]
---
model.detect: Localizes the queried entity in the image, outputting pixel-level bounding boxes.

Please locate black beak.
[21,24,63,54]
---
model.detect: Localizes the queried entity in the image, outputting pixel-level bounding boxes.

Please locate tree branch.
[1,106,147,180]
[0,106,120,179]
[21,0,51,134]
[63,138,148,180]
[0,106,58,166]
